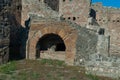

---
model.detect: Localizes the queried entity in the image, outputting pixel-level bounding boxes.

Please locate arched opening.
[36,33,66,58]
[90,9,96,19]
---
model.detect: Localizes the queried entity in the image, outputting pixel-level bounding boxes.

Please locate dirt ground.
[0,59,117,80]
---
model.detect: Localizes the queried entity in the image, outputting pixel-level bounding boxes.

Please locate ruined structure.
[22,0,97,66]
[92,3,120,56]
[0,0,22,61]
[87,3,120,78]
[0,0,10,64]
[0,0,120,78]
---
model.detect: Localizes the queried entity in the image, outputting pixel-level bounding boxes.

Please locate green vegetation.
[0,59,115,80]
[0,61,17,74]
[70,77,77,80]
[86,73,99,80]
[40,59,65,66]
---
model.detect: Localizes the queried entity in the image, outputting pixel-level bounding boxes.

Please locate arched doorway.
[26,22,78,65]
[36,33,66,59]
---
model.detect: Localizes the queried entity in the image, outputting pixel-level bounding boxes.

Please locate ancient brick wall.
[26,15,99,65]
[21,0,91,27]
[21,0,59,27]
[59,0,91,26]
[26,18,78,65]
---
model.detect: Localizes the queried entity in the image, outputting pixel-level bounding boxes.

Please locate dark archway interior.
[90,9,96,19]
[36,34,66,52]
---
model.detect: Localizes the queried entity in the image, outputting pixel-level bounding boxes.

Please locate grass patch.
[0,60,115,80]
[9,70,41,80]
[41,59,53,65]
[40,59,65,66]
[46,73,52,78]
[57,72,64,77]
[86,73,99,80]
[0,61,17,74]
[0,74,8,80]
[32,72,40,79]
[70,77,77,80]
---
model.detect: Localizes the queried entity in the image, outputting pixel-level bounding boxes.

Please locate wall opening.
[44,0,59,11]
[90,9,96,19]
[68,17,71,20]
[36,33,66,58]
[117,20,119,22]
[73,17,76,21]
[98,28,105,35]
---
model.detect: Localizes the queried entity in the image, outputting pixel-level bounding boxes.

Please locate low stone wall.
[85,53,120,78]
[0,47,9,65]
[40,51,65,61]
[86,66,120,78]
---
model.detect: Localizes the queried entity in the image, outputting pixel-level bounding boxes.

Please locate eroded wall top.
[21,0,59,27]
[21,0,91,27]
[59,0,91,26]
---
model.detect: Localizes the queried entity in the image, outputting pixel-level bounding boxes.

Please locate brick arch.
[26,22,78,65]
[36,33,66,51]
[40,27,73,50]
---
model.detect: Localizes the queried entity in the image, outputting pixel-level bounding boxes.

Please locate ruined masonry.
[0,0,10,64]
[0,0,120,78]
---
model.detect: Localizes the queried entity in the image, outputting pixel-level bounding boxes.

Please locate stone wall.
[75,27,98,65]
[86,49,120,78]
[40,51,65,61]
[0,0,10,64]
[84,3,120,77]
[26,15,99,66]
[0,0,26,60]
[92,3,120,56]
[0,47,9,65]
